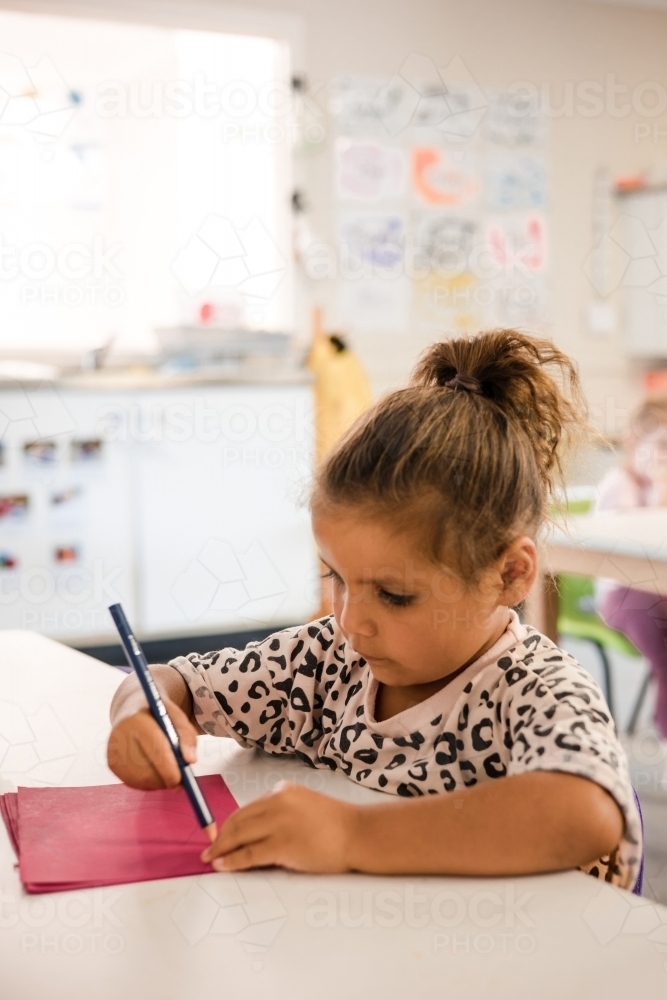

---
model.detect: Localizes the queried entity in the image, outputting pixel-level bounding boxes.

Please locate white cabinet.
[0,379,318,644]
[130,384,318,636]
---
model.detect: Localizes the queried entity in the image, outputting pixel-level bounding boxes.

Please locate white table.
[527,508,667,640]
[1,630,667,999]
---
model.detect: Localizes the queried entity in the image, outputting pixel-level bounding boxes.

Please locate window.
[0,8,292,354]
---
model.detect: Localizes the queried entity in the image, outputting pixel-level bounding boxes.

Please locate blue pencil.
[108,602,218,843]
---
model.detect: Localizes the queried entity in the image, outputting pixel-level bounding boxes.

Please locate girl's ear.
[497,536,538,606]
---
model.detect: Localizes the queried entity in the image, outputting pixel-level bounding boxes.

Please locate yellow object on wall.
[307,322,373,463]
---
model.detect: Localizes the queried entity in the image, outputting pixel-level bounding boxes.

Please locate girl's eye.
[378,588,414,608]
[321,568,343,586]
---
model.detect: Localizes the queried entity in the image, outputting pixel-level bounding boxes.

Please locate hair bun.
[444,373,483,394]
[410,328,585,481]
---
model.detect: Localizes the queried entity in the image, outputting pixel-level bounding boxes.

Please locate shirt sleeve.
[167,616,340,760]
[503,648,642,889]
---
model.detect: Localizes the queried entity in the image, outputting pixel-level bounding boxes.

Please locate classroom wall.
[270,0,667,437]
[7,0,667,439]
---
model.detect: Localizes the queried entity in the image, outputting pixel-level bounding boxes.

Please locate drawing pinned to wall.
[71,439,103,462]
[488,277,548,328]
[330,77,389,136]
[485,214,547,274]
[411,148,478,207]
[485,155,547,211]
[51,487,82,507]
[413,214,478,276]
[338,276,411,334]
[339,212,405,270]
[419,85,488,144]
[485,90,545,148]
[335,140,407,200]
[378,54,489,142]
[54,545,79,564]
[370,77,421,138]
[413,272,483,332]
[49,486,86,529]
[24,441,57,464]
[0,495,29,520]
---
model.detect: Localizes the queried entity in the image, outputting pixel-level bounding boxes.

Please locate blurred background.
[1,0,667,899]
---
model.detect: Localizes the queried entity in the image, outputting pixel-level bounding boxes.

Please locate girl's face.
[312,508,515,689]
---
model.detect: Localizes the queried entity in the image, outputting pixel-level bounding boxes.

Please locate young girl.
[596,397,667,751]
[107,330,641,890]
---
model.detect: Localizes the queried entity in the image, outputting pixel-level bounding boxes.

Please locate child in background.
[108,331,641,889]
[596,398,667,753]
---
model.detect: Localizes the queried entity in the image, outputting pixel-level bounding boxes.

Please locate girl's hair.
[312,329,586,581]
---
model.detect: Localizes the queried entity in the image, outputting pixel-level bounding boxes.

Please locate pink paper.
[0,776,237,894]
[0,793,18,856]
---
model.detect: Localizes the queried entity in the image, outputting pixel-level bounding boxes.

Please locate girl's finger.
[211,838,278,872]
[202,800,273,862]
[134,720,182,788]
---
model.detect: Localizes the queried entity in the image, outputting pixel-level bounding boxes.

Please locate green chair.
[556,496,647,730]
[557,572,642,724]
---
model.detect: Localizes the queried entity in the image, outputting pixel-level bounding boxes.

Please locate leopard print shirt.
[169,611,642,889]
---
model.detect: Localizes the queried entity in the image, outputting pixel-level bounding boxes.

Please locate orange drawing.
[411,148,478,206]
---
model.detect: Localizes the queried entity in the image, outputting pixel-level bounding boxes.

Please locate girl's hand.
[201,782,359,873]
[107,700,198,790]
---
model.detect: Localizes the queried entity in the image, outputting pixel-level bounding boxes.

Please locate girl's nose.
[338,591,376,638]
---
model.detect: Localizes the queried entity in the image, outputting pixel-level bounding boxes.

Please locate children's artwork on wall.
[0,495,29,520]
[398,85,448,132]
[54,545,79,564]
[330,77,391,136]
[335,139,407,200]
[413,214,479,276]
[339,212,405,270]
[488,276,548,328]
[366,76,420,139]
[338,276,411,334]
[485,214,547,274]
[332,58,491,144]
[49,487,85,529]
[413,272,484,333]
[71,439,103,462]
[485,155,547,212]
[430,85,488,144]
[331,76,549,338]
[411,148,479,207]
[24,441,57,464]
[50,487,82,507]
[485,90,545,148]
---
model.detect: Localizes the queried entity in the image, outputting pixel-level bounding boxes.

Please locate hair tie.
[444,373,482,395]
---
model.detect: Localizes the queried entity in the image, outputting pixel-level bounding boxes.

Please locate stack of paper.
[0,775,237,893]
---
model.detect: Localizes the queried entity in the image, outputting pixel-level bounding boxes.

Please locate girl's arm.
[107,666,199,789]
[201,770,624,876]
[107,618,341,788]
